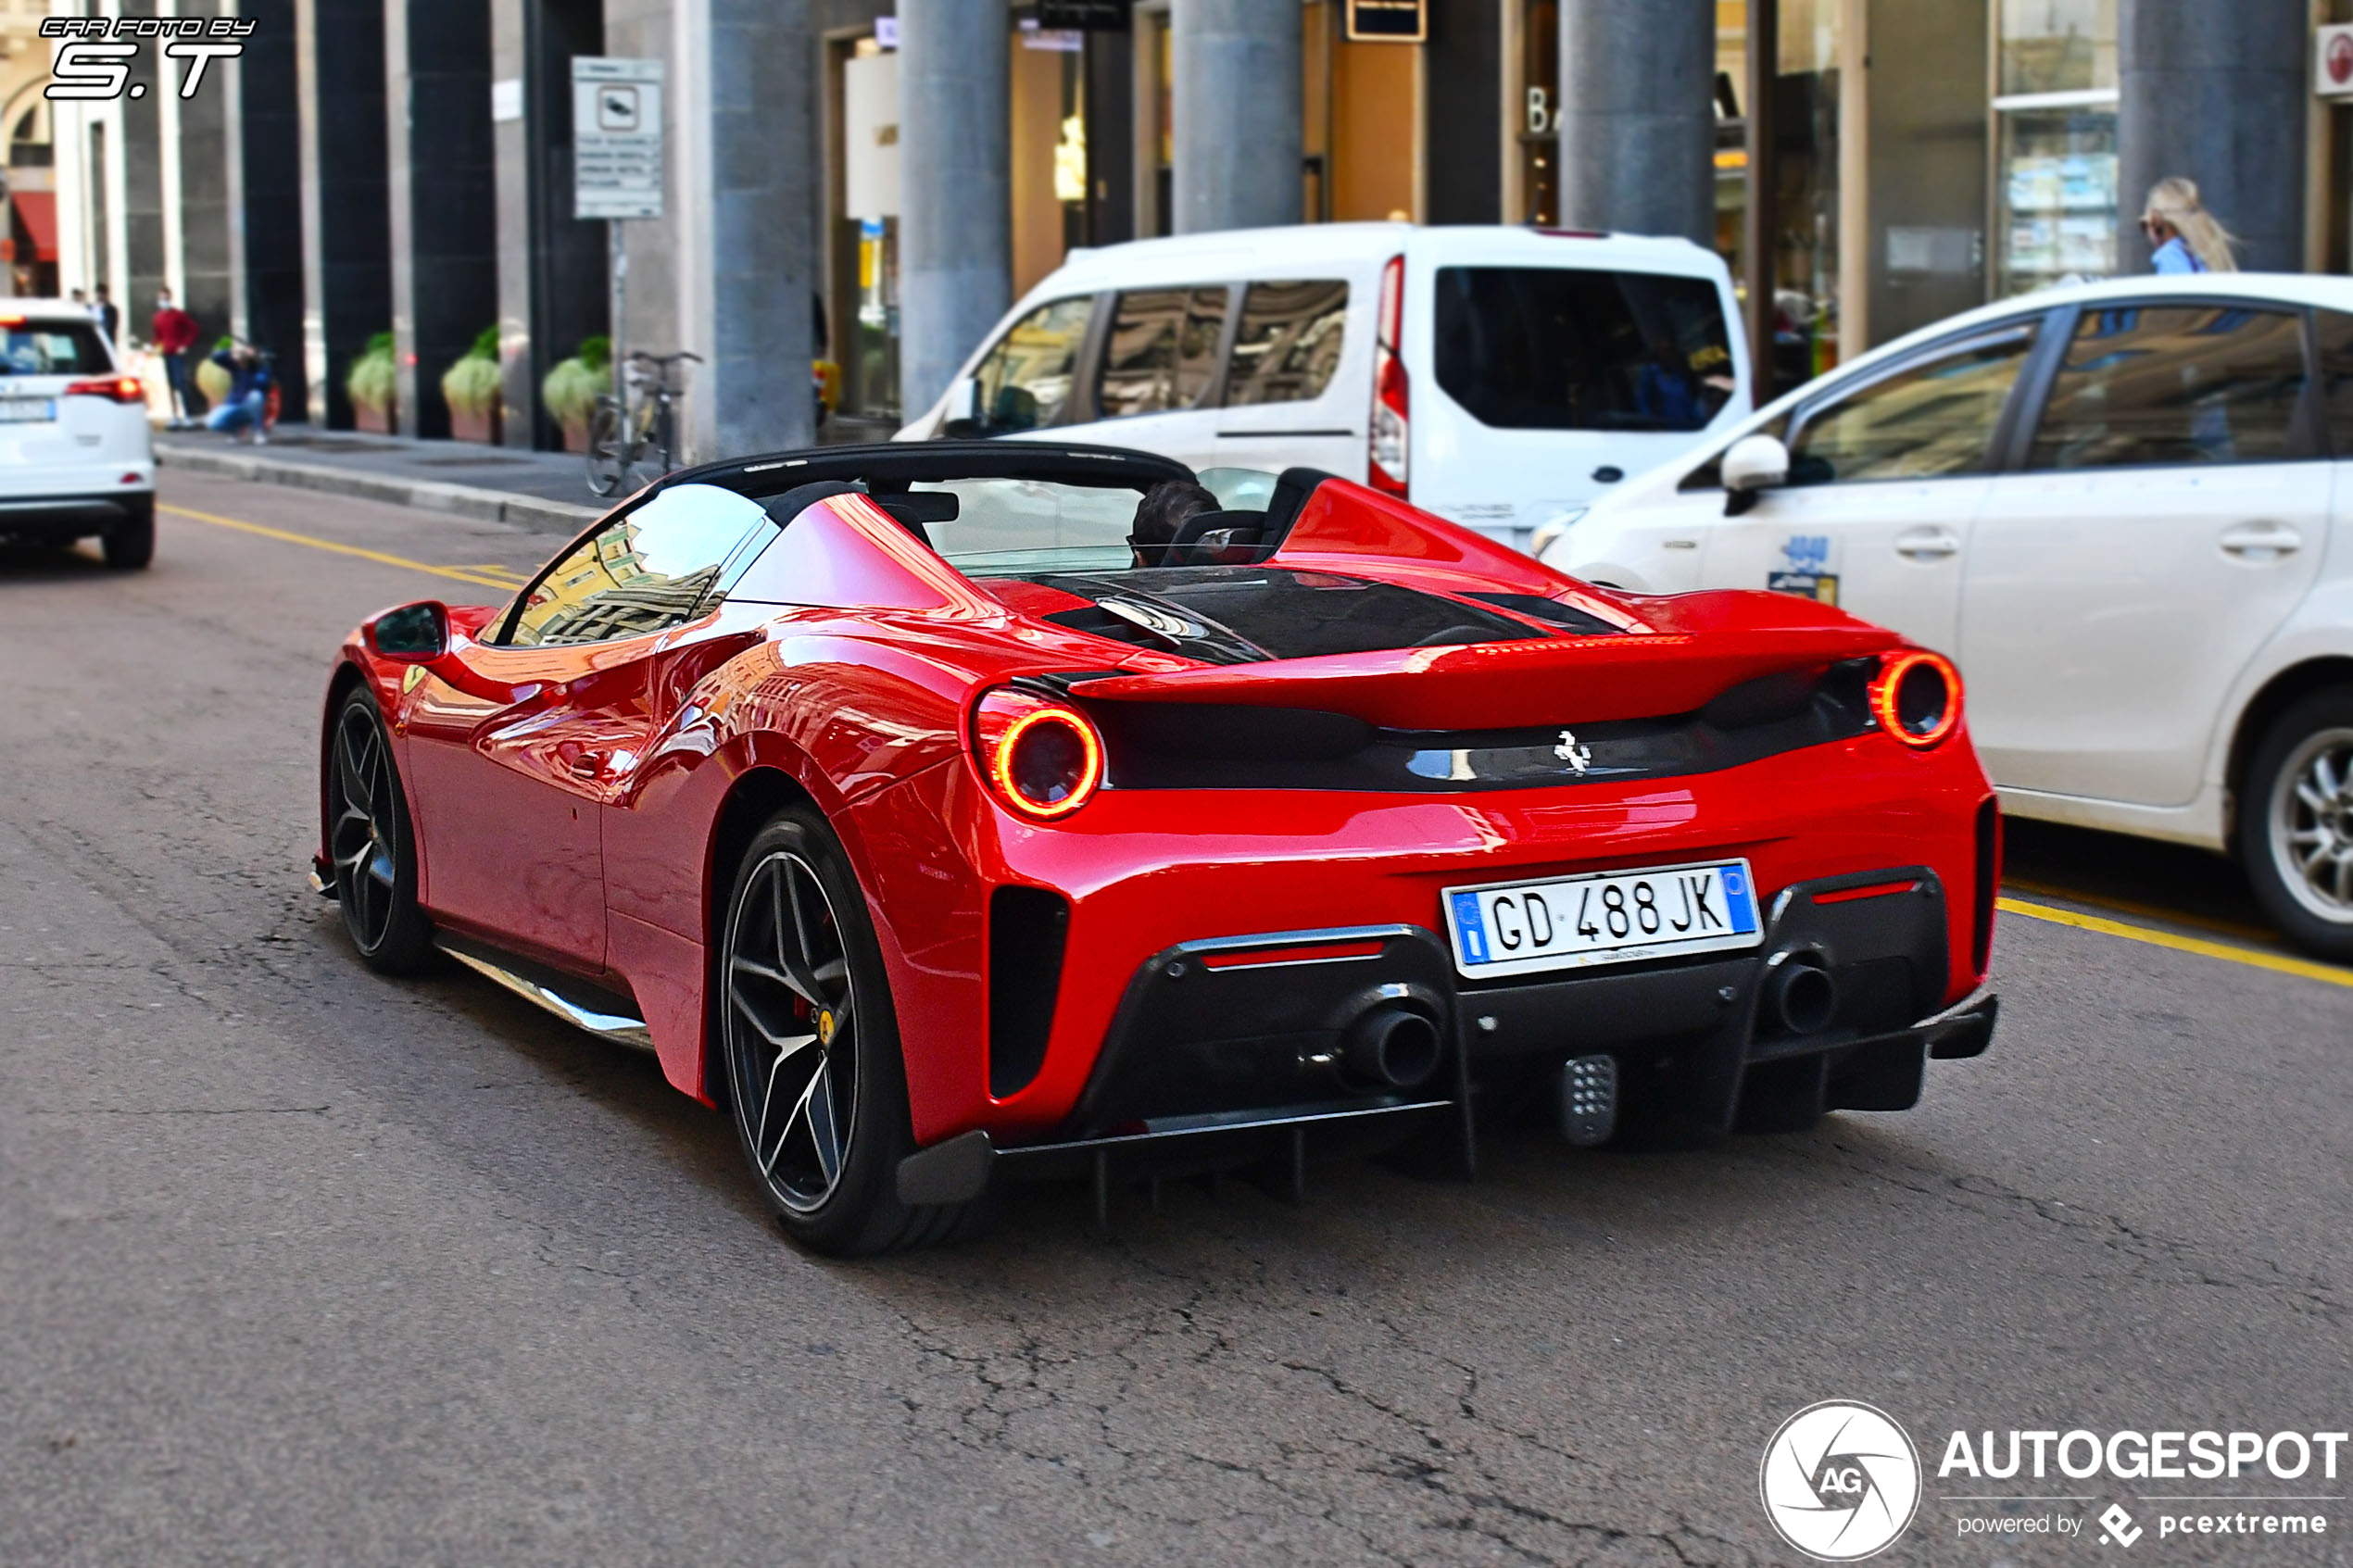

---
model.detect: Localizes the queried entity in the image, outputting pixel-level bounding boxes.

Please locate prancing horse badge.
[1554,729,1592,773]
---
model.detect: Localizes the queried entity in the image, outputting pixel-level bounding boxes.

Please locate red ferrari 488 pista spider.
[315,442,1998,1254]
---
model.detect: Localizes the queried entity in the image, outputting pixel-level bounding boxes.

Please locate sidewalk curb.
[155,440,602,533]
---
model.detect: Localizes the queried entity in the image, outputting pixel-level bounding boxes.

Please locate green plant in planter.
[441,325,503,420]
[347,330,397,416]
[541,334,610,429]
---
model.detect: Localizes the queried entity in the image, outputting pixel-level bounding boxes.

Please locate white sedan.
[0,302,157,568]
[1544,273,2353,960]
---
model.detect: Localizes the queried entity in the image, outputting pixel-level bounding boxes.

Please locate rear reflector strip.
[1812,879,1920,906]
[1200,938,1388,972]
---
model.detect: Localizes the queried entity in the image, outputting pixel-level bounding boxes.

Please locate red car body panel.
[324,458,1997,1159]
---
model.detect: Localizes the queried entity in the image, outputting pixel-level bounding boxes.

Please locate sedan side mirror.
[1721,433,1790,517]
[367,600,449,660]
[939,375,983,439]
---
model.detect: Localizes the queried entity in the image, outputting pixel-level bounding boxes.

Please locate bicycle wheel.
[585,395,629,497]
[627,398,674,492]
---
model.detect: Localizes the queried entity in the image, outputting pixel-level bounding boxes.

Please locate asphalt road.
[2,472,2347,1567]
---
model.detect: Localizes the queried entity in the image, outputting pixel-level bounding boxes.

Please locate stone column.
[386,0,497,439]
[1169,0,1301,234]
[1557,0,1713,244]
[897,0,1010,416]
[176,13,236,354]
[2118,0,2306,273]
[234,0,308,415]
[296,0,392,428]
[119,0,167,342]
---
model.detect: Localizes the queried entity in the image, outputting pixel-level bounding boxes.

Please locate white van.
[896,223,1750,551]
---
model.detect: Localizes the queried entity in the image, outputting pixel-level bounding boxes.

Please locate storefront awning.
[13,192,57,263]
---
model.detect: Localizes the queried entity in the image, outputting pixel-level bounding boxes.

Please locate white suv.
[1545,274,2353,958]
[0,303,157,569]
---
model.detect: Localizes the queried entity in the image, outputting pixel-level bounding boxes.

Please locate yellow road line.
[1998,896,2353,990]
[2002,875,2281,947]
[159,503,522,593]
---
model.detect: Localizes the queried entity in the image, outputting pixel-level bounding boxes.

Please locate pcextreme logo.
[1759,1400,1924,1562]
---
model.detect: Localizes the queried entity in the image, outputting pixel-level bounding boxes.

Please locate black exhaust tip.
[1765,959,1838,1036]
[1340,1004,1441,1090]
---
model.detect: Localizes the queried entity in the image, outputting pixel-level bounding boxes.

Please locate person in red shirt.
[150,286,200,429]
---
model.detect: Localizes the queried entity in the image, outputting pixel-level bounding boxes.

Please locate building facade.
[35,0,2353,461]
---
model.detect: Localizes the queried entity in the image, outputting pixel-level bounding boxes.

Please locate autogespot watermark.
[1761,1404,2347,1558]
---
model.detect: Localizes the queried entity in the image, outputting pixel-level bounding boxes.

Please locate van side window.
[1434,267,1734,433]
[969,296,1092,433]
[1223,281,1349,407]
[1097,287,1230,418]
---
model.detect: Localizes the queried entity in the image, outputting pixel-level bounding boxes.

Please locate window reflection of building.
[511,518,721,646]
[1224,281,1350,407]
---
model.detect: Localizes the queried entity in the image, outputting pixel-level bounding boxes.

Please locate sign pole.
[571,56,666,413]
[610,222,626,403]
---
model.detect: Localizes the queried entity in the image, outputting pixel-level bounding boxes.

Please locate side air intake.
[988,885,1069,1098]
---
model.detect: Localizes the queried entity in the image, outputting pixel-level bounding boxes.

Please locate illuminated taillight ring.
[1870,650,1962,748]
[988,705,1104,819]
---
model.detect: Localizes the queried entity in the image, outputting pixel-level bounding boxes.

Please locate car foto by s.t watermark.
[41,15,257,103]
[1763,1401,2346,1559]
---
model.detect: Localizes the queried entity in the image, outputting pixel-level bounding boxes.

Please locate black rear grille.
[988,886,1069,1098]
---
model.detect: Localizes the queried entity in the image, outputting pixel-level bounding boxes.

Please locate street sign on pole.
[573,56,664,220]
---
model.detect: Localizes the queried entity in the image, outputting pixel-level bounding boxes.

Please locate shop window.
[1223,281,1349,407]
[2028,306,2309,470]
[1992,0,2118,296]
[1433,268,1733,433]
[1787,324,2037,484]
[1097,287,1229,417]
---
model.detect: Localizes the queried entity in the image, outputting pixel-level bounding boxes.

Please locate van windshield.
[1433,267,1734,433]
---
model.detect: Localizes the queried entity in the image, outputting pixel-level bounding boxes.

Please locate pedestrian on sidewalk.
[2141,178,2238,275]
[94,282,120,345]
[150,286,201,429]
[206,342,272,445]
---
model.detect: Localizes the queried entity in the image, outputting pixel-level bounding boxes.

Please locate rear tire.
[2238,688,2353,961]
[103,499,155,571]
[719,808,979,1256]
[585,396,627,497]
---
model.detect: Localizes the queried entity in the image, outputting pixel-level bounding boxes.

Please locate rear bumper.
[897,866,1996,1205]
[0,491,150,538]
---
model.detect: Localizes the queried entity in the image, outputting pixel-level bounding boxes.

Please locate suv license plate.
[0,396,55,422]
[1442,859,1762,979]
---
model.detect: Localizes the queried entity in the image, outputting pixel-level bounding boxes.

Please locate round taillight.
[975,689,1103,819]
[1870,650,1962,748]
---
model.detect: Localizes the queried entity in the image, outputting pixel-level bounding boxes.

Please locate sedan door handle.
[1894,528,1960,560]
[2220,522,2302,559]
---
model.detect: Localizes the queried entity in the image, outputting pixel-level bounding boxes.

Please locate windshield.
[908,469,1279,577]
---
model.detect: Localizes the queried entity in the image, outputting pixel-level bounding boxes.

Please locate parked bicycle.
[586,350,702,498]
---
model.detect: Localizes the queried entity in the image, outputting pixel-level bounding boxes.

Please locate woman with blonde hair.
[2141,177,2239,274]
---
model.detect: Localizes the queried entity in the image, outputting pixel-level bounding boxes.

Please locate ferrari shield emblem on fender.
[401,664,427,694]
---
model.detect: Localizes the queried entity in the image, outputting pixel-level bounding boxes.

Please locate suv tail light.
[1367,254,1408,497]
[1870,650,1962,748]
[66,376,146,404]
[974,687,1104,820]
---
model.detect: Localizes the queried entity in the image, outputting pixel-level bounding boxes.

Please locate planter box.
[560,415,591,453]
[450,404,501,445]
[354,401,395,434]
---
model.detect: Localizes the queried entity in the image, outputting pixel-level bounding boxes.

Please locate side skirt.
[434,933,655,1053]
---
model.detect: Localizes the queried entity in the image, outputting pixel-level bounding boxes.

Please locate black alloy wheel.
[327,688,434,972]
[721,808,977,1255]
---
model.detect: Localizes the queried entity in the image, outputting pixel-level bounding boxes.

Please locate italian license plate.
[1441,859,1762,979]
[0,396,54,422]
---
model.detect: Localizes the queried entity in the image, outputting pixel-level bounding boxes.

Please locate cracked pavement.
[0,471,2346,1565]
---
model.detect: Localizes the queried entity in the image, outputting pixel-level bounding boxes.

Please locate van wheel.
[2239,688,2353,962]
[103,499,155,570]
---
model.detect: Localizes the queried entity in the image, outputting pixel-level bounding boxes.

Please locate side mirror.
[1721,433,1790,517]
[367,600,449,660]
[939,374,983,439]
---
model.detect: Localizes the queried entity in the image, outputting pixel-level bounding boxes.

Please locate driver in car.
[1127,480,1220,568]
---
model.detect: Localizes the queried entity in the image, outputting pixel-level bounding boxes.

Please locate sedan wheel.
[2241,691,2353,962]
[720,809,978,1255]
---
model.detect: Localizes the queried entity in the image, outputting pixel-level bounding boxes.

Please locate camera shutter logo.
[1759,1400,1922,1561]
